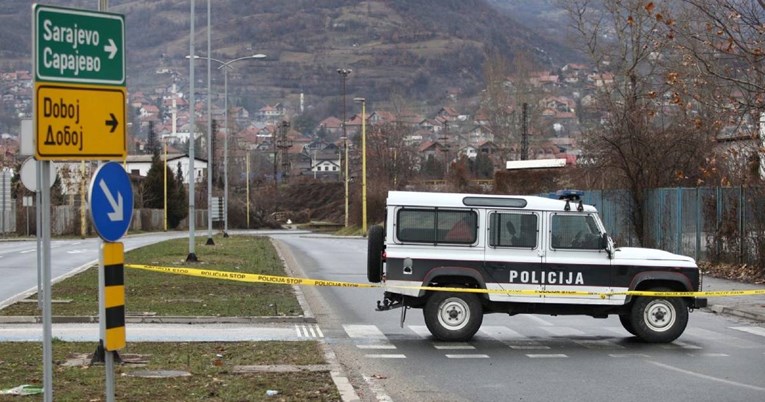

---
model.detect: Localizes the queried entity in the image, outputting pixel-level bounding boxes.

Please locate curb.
[706,305,765,322]
[0,315,316,325]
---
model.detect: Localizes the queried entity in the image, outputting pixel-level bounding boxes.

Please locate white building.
[125,153,207,185]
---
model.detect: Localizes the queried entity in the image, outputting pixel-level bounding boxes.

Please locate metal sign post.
[89,162,132,402]
[32,5,127,400]
[41,161,52,402]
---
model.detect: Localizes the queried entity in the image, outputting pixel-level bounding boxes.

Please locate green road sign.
[34,5,125,85]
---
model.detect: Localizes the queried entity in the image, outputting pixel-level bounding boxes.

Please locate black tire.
[424,291,483,342]
[367,225,385,283]
[619,314,637,336]
[629,288,688,343]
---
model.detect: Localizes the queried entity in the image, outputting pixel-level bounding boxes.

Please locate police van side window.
[396,209,477,244]
[551,214,602,249]
[490,212,537,248]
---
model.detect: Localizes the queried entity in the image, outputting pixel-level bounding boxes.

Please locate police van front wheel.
[424,291,483,342]
[630,289,688,343]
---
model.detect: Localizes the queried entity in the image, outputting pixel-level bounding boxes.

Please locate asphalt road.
[273,233,765,402]
[1,231,764,401]
[0,232,195,309]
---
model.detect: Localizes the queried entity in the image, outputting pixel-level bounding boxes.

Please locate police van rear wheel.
[424,291,483,342]
[367,225,385,283]
[630,288,688,343]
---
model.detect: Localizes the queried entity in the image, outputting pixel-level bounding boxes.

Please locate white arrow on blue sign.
[88,162,133,242]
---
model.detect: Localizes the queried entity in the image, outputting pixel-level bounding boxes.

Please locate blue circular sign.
[88,162,133,242]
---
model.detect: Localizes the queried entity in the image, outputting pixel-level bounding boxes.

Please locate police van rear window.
[397,209,477,244]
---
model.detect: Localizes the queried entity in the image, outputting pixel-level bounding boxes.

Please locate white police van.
[367,191,707,343]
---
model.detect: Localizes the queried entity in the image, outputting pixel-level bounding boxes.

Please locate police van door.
[543,212,615,304]
[484,210,543,304]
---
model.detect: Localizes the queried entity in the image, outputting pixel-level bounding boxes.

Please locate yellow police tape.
[124,264,765,299]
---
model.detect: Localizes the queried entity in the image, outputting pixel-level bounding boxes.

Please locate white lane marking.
[662,340,702,350]
[526,354,567,358]
[434,344,475,350]
[647,360,765,392]
[524,315,553,326]
[344,324,387,340]
[479,325,549,349]
[609,353,650,358]
[408,325,432,338]
[731,326,765,338]
[687,353,729,357]
[541,326,586,337]
[685,327,761,348]
[446,354,489,359]
[20,249,36,254]
[605,326,630,335]
[344,324,393,349]
[575,339,625,350]
[295,324,323,338]
[364,354,406,359]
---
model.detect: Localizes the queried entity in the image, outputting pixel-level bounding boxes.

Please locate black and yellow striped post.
[100,242,125,351]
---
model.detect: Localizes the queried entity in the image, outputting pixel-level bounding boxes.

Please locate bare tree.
[672,0,765,111]
[566,0,717,245]
[481,52,514,158]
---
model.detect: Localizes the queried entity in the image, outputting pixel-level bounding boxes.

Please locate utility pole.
[337,68,352,227]
[276,121,292,183]
[521,102,529,161]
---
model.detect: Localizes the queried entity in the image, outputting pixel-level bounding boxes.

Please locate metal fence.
[563,187,764,265]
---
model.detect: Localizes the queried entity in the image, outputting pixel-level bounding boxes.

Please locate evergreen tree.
[146,121,159,156]
[140,143,164,209]
[168,161,188,228]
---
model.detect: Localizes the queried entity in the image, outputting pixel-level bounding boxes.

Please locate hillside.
[0,0,577,118]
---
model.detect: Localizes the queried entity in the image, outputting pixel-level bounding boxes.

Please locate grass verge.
[0,235,302,317]
[0,340,339,401]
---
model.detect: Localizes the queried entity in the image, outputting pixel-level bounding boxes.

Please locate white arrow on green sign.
[34,4,125,86]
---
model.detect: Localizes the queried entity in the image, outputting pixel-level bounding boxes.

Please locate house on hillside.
[316,116,343,138]
[125,153,207,185]
[310,149,341,179]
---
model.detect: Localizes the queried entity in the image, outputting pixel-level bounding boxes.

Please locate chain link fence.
[571,187,764,267]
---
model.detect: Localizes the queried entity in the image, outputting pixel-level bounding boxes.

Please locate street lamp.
[187,53,266,236]
[187,0,197,262]
[337,68,352,228]
[354,97,367,235]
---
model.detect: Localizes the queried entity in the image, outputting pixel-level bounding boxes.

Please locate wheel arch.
[627,271,693,304]
[421,267,487,300]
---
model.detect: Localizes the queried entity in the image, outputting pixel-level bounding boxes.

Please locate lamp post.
[205,0,213,245]
[337,68,352,227]
[164,139,168,232]
[246,152,250,228]
[354,97,367,235]
[187,0,197,262]
[188,53,266,236]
